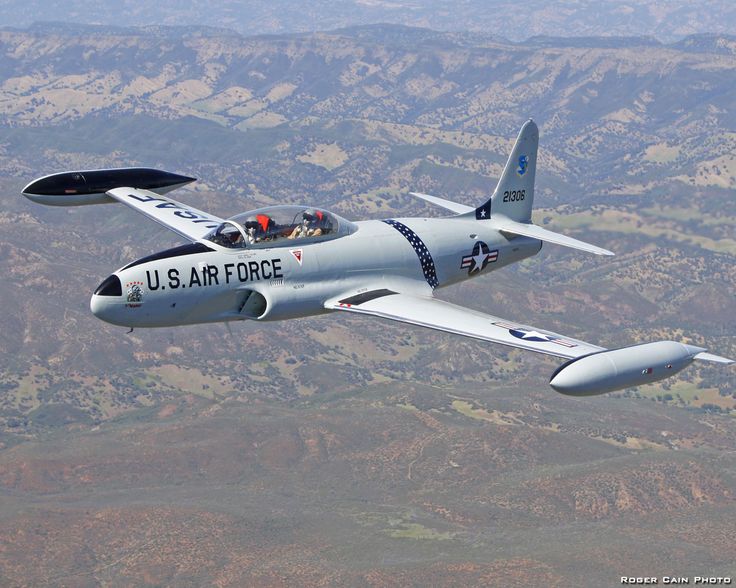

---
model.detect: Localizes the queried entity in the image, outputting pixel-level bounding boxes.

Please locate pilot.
[244,214,274,244]
[288,209,329,239]
[228,230,245,247]
[213,224,243,248]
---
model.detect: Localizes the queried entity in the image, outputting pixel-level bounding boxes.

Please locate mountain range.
[0,22,734,586]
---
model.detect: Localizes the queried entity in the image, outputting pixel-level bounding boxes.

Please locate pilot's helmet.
[302,209,323,227]
[244,216,259,235]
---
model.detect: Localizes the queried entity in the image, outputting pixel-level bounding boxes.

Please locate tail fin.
[469,119,613,256]
[475,119,538,222]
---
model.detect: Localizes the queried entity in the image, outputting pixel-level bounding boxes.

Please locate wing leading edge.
[327,290,732,395]
[107,187,224,242]
[327,290,604,360]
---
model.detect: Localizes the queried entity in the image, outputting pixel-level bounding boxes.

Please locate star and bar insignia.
[493,321,577,347]
[461,241,499,274]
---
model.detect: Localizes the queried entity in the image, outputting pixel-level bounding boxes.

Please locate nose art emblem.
[125,281,144,308]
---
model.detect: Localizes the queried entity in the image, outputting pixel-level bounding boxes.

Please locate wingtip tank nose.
[22,168,196,205]
[550,341,701,396]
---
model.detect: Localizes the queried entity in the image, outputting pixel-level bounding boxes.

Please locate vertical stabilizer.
[475,119,538,222]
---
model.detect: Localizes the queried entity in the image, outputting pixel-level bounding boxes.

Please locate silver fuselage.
[90,217,542,328]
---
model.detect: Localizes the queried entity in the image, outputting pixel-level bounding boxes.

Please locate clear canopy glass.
[204,205,358,249]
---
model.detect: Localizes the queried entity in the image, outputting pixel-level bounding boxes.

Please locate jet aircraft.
[22,120,732,395]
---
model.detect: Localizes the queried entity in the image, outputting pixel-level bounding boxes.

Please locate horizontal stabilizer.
[408,192,473,215]
[694,351,734,364]
[498,219,614,256]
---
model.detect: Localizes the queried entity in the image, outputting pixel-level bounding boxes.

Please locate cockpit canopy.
[204,205,357,249]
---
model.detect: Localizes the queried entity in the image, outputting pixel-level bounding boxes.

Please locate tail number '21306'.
[503,189,525,202]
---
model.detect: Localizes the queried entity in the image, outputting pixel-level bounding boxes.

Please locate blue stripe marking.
[383,219,439,289]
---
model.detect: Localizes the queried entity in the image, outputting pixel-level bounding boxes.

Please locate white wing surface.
[107,187,224,241]
[326,289,604,360]
[408,191,474,215]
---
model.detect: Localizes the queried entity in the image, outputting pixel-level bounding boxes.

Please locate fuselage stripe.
[382,219,439,289]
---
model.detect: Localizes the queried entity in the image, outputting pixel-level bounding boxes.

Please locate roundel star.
[509,328,554,342]
[470,249,489,274]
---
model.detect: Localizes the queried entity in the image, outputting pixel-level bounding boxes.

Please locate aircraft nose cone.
[89,293,107,319]
[90,274,122,323]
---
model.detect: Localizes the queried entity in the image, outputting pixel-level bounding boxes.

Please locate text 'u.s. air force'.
[145,260,283,290]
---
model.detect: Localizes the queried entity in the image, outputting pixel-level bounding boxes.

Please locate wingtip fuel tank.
[22,168,196,206]
[549,341,717,396]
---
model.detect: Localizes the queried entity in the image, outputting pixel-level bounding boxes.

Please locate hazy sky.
[1,0,735,42]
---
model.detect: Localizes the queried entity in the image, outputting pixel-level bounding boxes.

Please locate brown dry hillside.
[0,23,734,586]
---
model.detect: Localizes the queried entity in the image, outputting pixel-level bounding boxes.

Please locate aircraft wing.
[326,289,603,360]
[106,187,224,241]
